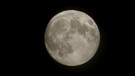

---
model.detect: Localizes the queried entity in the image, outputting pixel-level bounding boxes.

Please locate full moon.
[44,10,100,66]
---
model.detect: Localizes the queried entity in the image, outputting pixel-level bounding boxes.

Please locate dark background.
[29,0,133,75]
[6,0,133,75]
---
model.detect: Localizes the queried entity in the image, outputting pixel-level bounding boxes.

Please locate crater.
[88,19,93,25]
[58,51,64,57]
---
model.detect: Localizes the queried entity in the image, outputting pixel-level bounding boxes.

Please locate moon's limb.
[45,10,100,66]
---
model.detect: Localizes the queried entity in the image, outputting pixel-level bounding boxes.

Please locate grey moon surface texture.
[44,10,100,66]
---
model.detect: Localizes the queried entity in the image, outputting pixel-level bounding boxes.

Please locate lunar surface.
[44,10,100,66]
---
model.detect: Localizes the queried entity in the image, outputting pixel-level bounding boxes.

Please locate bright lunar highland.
[44,10,100,66]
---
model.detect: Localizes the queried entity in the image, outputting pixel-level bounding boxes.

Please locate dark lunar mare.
[69,19,97,43]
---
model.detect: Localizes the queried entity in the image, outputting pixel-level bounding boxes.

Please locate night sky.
[13,0,133,75]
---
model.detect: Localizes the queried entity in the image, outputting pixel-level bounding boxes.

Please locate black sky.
[11,0,133,75]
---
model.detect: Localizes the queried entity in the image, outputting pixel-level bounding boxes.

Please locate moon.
[44,10,100,66]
